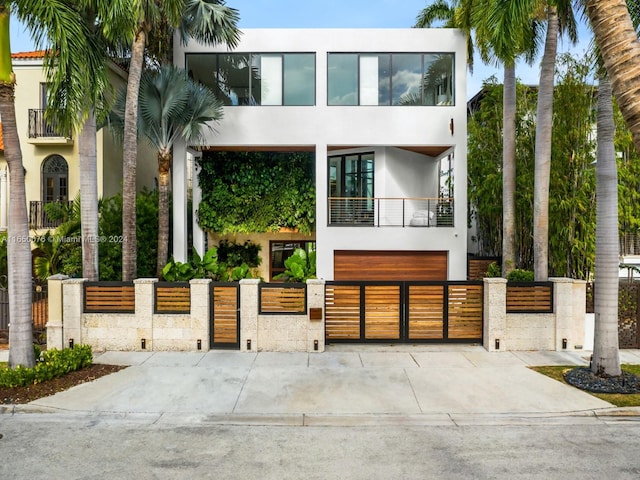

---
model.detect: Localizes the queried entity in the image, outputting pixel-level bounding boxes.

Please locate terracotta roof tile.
[11,50,47,60]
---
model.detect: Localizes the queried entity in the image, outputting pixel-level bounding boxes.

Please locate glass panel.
[59,177,68,201]
[423,54,455,106]
[391,54,423,105]
[185,54,218,91]
[377,54,391,105]
[284,54,315,105]
[328,54,358,105]
[259,55,283,105]
[45,177,55,202]
[215,54,252,105]
[360,56,379,105]
[329,157,341,197]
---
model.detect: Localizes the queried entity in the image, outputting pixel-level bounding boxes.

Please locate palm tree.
[476,0,539,276]
[112,65,224,275]
[120,0,240,281]
[533,1,577,281]
[0,3,32,368]
[584,1,640,154]
[584,1,640,377]
[1,0,132,367]
[592,74,621,377]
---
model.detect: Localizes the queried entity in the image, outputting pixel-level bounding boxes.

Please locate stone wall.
[483,277,586,352]
[47,277,325,353]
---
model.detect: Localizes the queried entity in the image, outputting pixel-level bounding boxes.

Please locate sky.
[9,0,594,100]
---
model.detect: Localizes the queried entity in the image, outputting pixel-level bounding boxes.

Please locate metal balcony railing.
[29,201,72,229]
[328,197,454,227]
[28,109,66,138]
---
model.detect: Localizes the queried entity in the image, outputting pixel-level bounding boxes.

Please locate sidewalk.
[3,345,640,424]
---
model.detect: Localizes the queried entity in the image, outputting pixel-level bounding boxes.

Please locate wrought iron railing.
[29,201,72,229]
[620,233,640,256]
[28,109,66,138]
[328,197,454,227]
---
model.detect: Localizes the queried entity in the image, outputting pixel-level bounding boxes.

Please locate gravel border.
[564,367,640,394]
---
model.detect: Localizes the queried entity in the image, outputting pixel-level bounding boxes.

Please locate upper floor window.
[186,53,316,106]
[327,53,454,106]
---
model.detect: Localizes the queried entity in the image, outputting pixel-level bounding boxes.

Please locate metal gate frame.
[325,281,483,344]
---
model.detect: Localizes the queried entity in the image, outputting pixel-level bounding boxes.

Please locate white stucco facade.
[173,28,468,280]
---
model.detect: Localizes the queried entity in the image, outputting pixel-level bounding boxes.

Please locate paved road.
[1,415,640,479]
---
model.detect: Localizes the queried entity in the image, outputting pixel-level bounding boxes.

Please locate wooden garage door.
[334,250,447,281]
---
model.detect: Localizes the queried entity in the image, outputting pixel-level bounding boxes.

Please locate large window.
[329,153,375,225]
[327,53,454,106]
[186,53,315,106]
[270,241,316,281]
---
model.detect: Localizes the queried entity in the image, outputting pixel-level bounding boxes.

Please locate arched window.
[41,155,68,203]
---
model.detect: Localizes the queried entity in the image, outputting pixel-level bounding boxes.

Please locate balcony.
[27,109,73,145]
[29,201,72,229]
[328,197,454,227]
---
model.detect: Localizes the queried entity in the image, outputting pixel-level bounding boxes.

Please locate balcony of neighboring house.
[328,196,454,227]
[29,201,72,230]
[27,109,73,145]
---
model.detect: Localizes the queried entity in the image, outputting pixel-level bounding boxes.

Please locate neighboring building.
[173,29,468,281]
[0,51,156,232]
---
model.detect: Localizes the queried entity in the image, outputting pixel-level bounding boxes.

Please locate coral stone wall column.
[552,278,585,351]
[190,278,211,349]
[135,278,157,350]
[240,279,259,351]
[483,277,507,351]
[46,274,69,350]
[307,279,325,352]
[62,278,86,348]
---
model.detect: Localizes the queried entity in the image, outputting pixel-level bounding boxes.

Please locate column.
[239,279,259,351]
[483,277,507,351]
[46,274,69,350]
[172,140,188,262]
[0,168,7,231]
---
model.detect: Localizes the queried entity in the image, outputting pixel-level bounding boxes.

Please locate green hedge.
[0,344,93,388]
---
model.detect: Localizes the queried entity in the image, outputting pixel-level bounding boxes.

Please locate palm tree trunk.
[156,151,172,277]
[585,0,640,154]
[533,7,558,281]
[122,29,146,281]
[79,112,98,280]
[502,64,517,276]
[592,75,621,377]
[0,7,35,366]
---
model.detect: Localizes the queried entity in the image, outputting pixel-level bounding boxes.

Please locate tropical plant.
[32,217,82,281]
[161,245,257,281]
[274,248,316,283]
[120,0,240,281]
[110,65,224,276]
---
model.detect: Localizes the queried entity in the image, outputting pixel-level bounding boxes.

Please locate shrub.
[506,269,535,282]
[0,344,93,388]
[274,248,316,283]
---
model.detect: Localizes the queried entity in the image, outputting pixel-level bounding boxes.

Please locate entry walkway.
[3,346,640,424]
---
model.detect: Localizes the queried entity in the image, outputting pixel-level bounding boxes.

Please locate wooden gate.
[325,281,483,343]
[210,283,240,349]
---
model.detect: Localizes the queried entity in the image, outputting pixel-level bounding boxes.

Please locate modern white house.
[172,28,468,281]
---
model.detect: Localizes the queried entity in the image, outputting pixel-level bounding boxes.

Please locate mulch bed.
[0,364,126,405]
[564,367,640,394]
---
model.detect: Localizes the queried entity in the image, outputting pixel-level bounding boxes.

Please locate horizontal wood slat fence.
[325,281,483,343]
[84,282,135,313]
[259,284,307,314]
[154,282,191,314]
[506,282,554,313]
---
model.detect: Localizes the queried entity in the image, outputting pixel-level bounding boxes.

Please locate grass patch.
[531,364,640,407]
